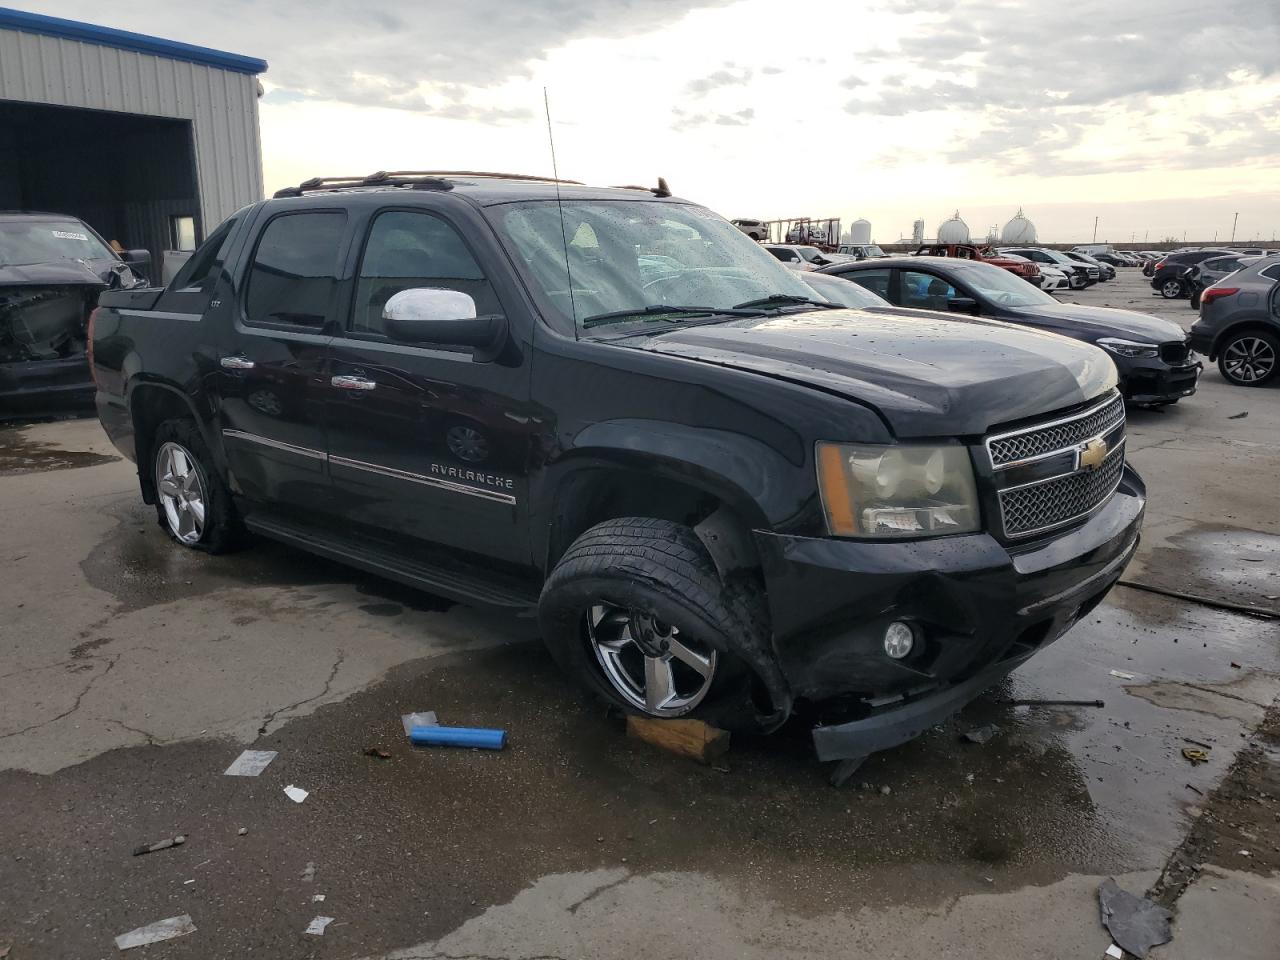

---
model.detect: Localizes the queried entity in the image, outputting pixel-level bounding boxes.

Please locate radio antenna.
[543,88,578,335]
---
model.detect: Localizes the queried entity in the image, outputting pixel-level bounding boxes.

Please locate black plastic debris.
[1098,878,1173,959]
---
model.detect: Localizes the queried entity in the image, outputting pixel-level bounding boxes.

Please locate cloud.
[685,67,754,96]
[24,0,741,113]
[671,106,755,130]
[842,0,1280,171]
[761,65,784,76]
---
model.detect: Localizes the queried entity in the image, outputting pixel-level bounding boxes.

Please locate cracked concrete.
[1,274,1278,959]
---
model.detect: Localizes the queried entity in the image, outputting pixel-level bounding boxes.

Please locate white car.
[764,244,840,271]
[1038,264,1070,293]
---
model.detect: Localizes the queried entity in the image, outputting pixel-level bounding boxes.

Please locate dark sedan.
[817,257,1200,405]
[1,212,150,418]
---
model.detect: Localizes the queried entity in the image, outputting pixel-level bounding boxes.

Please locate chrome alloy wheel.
[155,441,207,545]
[1161,278,1183,298]
[587,603,717,716]
[1222,337,1276,383]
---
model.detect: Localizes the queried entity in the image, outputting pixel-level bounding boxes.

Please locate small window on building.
[171,216,198,252]
[245,212,347,328]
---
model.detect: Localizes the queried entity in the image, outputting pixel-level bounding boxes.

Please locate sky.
[24,0,1280,243]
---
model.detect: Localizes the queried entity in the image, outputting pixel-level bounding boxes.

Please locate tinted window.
[1260,263,1280,281]
[353,210,497,336]
[169,217,238,293]
[769,248,798,262]
[903,270,957,309]
[845,268,891,300]
[244,212,347,328]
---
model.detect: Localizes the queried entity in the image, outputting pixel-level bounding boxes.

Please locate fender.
[1206,317,1277,361]
[531,417,820,573]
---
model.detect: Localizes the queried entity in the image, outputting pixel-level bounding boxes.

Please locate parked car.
[1189,256,1280,385]
[1037,263,1072,293]
[764,244,835,270]
[818,257,1199,404]
[731,218,768,241]
[835,243,887,260]
[1000,247,1098,288]
[1063,250,1115,281]
[1186,255,1260,308]
[89,171,1145,760]
[1,211,150,418]
[1150,250,1236,299]
[1071,244,1116,257]
[912,243,1040,284]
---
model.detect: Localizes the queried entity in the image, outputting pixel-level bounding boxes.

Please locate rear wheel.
[1217,330,1279,386]
[1160,278,1185,299]
[151,420,240,552]
[539,517,761,727]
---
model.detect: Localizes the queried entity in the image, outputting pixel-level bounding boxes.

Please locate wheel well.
[544,468,761,577]
[1210,321,1279,360]
[129,386,199,503]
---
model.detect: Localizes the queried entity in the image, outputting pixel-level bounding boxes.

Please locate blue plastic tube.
[409,725,506,750]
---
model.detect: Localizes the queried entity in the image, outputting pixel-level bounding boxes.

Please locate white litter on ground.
[1106,945,1124,959]
[283,785,309,803]
[401,711,438,736]
[114,915,196,950]
[1110,670,1137,680]
[304,916,334,936]
[312,893,326,902]
[223,750,278,776]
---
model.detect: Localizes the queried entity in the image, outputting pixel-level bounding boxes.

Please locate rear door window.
[1260,263,1280,281]
[157,216,241,314]
[244,212,348,329]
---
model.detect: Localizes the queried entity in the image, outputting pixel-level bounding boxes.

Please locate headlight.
[817,442,980,538]
[1097,337,1159,359]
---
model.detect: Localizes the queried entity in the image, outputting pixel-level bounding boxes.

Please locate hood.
[0,258,115,287]
[622,308,1117,437]
[1008,302,1185,343]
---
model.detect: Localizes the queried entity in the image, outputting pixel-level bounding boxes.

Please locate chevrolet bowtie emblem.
[1079,437,1108,471]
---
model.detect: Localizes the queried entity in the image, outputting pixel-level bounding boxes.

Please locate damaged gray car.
[0,212,149,418]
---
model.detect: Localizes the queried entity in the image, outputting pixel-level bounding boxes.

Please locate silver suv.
[1189,256,1280,386]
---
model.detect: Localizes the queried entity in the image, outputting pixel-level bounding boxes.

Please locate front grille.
[986,392,1124,467]
[1160,340,1190,364]
[999,446,1125,537]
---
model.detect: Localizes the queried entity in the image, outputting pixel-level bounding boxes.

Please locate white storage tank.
[937,211,970,244]
[912,219,925,244]
[849,218,872,243]
[1001,208,1037,244]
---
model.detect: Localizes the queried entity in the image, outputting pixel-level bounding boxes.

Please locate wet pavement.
[1,270,1278,959]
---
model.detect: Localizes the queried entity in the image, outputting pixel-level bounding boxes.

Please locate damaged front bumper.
[755,466,1146,761]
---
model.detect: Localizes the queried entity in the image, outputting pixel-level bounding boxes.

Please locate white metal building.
[0,7,266,274]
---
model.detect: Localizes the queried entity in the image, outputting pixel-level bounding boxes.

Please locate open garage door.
[0,101,199,284]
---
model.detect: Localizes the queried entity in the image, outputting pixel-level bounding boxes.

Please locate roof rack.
[609,177,672,198]
[271,170,583,198]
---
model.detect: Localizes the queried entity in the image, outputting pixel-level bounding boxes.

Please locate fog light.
[883,621,915,659]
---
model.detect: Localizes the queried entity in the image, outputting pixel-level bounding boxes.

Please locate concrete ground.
[1,269,1277,959]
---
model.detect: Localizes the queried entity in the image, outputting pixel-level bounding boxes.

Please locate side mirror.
[382,288,507,361]
[122,248,151,271]
[947,297,980,315]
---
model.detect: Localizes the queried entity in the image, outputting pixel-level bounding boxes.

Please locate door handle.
[220,355,255,370]
[331,375,377,391]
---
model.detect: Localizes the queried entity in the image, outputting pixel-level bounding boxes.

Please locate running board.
[244,516,539,610]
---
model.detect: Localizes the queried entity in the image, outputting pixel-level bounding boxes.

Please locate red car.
[913,243,1041,284]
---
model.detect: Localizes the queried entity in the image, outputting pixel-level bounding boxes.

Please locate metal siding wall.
[0,26,262,236]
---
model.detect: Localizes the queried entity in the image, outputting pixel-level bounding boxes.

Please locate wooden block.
[626,715,730,764]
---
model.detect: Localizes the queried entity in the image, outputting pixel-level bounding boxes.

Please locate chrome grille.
[999,446,1126,537]
[986,392,1124,467]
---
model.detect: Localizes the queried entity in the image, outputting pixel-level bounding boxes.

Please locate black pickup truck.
[90,172,1145,763]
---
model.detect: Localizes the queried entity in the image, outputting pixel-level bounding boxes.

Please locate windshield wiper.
[581,304,765,328]
[732,294,842,310]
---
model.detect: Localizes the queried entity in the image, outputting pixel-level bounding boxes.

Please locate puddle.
[0,426,119,475]
[80,499,455,615]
